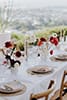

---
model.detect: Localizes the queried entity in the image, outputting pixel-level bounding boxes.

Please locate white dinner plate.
[0,80,26,94]
[27,66,53,74]
[55,54,67,61]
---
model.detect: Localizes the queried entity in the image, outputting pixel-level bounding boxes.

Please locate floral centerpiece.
[1,33,58,66]
[1,41,22,69]
[28,33,59,58]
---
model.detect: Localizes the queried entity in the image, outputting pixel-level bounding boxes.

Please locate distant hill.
[0,7,67,33]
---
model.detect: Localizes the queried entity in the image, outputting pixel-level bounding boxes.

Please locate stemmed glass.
[24,34,36,60]
[24,34,44,66]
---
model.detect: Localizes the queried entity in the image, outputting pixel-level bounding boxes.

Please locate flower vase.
[9,61,20,75]
[10,66,19,75]
[40,43,49,61]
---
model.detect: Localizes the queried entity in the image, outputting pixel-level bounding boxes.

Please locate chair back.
[30,80,55,100]
[60,70,67,100]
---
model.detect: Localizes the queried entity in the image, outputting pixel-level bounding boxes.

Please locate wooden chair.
[30,80,55,100]
[51,70,67,100]
[60,70,67,100]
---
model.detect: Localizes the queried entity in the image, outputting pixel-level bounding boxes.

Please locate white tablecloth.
[0,37,67,100]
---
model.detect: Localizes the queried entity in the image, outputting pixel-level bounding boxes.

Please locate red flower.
[5,41,13,48]
[50,37,54,44]
[50,50,53,55]
[50,37,58,46]
[3,61,8,65]
[37,40,43,46]
[53,38,58,46]
[15,51,21,57]
[40,37,46,42]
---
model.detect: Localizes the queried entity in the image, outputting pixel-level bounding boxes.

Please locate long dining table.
[0,34,67,100]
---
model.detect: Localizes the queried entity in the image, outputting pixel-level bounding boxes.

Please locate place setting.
[50,54,67,62]
[27,65,54,76]
[0,80,27,96]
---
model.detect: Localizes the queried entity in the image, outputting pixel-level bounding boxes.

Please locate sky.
[0,0,67,9]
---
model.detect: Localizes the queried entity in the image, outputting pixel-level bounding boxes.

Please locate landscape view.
[0,6,67,34]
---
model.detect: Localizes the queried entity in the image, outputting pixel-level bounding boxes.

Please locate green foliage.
[16,40,24,51]
[11,33,25,41]
[65,31,67,36]
[35,26,67,38]
[35,31,49,39]
[11,26,67,48]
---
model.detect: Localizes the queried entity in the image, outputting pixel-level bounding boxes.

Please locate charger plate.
[50,54,67,62]
[0,80,26,96]
[27,66,53,75]
[55,54,67,60]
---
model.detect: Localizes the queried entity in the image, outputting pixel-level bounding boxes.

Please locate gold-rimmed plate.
[55,54,67,61]
[27,66,53,75]
[0,80,26,94]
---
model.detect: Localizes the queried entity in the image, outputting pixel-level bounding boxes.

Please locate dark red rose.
[15,51,21,57]
[40,37,46,42]
[50,50,53,55]
[50,37,54,44]
[50,37,58,46]
[5,41,13,48]
[53,37,58,46]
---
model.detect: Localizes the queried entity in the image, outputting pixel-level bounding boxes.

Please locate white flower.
[52,33,57,37]
[14,62,20,68]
